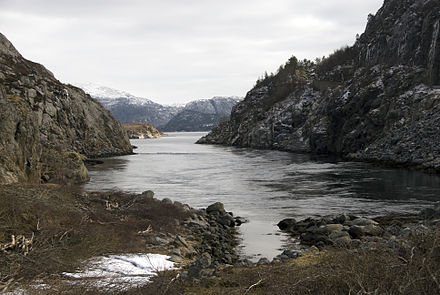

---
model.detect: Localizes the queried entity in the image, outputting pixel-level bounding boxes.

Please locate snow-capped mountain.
[184,96,242,114]
[74,83,181,128]
[75,83,241,131]
[162,96,242,132]
[76,82,138,100]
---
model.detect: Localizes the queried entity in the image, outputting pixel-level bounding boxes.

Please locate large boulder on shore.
[206,202,226,214]
[0,33,132,184]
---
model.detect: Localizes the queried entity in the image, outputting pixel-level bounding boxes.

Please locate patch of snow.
[74,82,155,106]
[74,82,136,99]
[62,253,177,291]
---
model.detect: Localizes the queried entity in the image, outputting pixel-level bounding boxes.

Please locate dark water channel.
[84,132,440,260]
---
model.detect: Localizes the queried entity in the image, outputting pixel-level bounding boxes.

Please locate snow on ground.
[62,253,177,291]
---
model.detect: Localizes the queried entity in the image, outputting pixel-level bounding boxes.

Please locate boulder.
[141,190,155,198]
[300,232,332,246]
[206,202,226,214]
[146,236,169,246]
[277,218,297,231]
[349,224,383,238]
[188,253,215,278]
[218,214,235,227]
[280,249,302,259]
[352,218,378,227]
[256,257,270,265]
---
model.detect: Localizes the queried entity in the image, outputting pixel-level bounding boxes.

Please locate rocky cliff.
[163,97,241,132]
[198,0,440,172]
[0,33,133,184]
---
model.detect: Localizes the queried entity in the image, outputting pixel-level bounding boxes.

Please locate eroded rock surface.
[0,33,132,184]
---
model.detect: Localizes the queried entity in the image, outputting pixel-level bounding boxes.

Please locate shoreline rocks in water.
[136,196,241,279]
[277,203,440,254]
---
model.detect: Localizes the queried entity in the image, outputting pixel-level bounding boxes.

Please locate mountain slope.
[76,83,182,128]
[163,97,241,132]
[0,33,132,184]
[198,0,440,171]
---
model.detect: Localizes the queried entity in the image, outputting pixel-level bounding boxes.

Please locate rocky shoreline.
[2,184,440,294]
[197,0,440,174]
[138,197,242,279]
[140,192,440,276]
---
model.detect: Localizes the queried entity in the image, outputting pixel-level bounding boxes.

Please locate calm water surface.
[84,132,440,260]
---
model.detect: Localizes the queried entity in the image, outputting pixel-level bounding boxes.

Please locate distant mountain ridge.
[162,96,241,132]
[76,83,241,131]
[75,82,181,128]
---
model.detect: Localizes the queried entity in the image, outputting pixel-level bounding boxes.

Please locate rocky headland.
[198,0,440,172]
[124,123,165,139]
[0,33,132,185]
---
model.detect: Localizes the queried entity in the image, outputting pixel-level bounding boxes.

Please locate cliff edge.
[198,0,440,172]
[0,33,133,184]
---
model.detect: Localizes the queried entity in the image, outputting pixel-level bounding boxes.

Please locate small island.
[123,123,166,139]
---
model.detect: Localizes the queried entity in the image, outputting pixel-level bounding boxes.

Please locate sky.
[0,0,383,104]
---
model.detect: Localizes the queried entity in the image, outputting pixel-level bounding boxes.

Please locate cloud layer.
[0,0,383,104]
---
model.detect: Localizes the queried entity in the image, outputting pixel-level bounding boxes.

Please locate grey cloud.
[0,0,383,104]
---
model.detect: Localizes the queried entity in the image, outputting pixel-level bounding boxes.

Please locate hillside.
[0,33,132,184]
[77,83,241,132]
[162,96,241,132]
[198,0,440,172]
[76,83,182,128]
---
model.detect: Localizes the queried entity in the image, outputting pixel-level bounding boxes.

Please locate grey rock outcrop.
[198,0,440,172]
[0,33,132,184]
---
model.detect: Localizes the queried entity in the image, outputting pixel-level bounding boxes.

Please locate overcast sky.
[0,0,383,104]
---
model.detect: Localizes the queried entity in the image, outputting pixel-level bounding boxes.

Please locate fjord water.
[85,132,440,260]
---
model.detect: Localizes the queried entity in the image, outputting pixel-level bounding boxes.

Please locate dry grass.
[2,184,440,295]
[135,228,440,295]
[0,184,190,292]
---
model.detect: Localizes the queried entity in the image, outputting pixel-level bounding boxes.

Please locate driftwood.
[105,200,119,211]
[0,233,34,255]
[244,279,263,294]
[0,278,14,293]
[137,225,152,236]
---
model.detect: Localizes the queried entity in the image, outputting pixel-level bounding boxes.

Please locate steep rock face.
[163,97,241,132]
[198,0,440,171]
[0,33,132,184]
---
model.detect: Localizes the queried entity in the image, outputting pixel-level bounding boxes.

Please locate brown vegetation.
[0,184,189,292]
[135,228,440,295]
